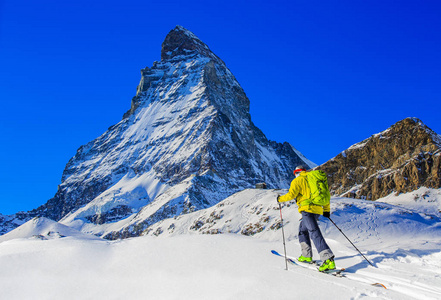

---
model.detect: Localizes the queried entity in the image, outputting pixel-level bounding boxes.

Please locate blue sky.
[1,0,440,214]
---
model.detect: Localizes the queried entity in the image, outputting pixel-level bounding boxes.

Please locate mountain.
[0,26,313,237]
[318,117,441,200]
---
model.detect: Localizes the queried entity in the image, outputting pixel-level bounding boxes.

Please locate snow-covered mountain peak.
[0,26,314,238]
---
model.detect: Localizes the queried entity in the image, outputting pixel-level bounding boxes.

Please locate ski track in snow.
[1,189,441,300]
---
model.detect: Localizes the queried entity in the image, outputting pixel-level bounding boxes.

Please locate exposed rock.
[161,25,219,61]
[318,118,441,200]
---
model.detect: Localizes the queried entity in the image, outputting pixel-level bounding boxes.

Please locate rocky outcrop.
[161,25,220,61]
[319,118,441,200]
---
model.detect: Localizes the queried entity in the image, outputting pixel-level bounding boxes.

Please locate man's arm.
[278,180,299,203]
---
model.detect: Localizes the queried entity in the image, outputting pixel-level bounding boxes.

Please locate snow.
[0,217,101,242]
[61,172,168,224]
[1,189,441,299]
[379,186,441,216]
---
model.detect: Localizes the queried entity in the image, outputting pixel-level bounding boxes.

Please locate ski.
[271,250,345,276]
[271,250,387,289]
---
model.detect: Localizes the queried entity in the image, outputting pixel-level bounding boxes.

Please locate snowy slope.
[1,189,441,299]
[142,189,441,244]
[379,186,441,215]
[0,217,101,242]
[0,234,425,300]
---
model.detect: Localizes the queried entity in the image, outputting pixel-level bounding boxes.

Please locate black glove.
[276,195,280,203]
[323,211,330,218]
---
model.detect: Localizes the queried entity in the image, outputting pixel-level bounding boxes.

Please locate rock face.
[319,118,441,200]
[0,26,313,237]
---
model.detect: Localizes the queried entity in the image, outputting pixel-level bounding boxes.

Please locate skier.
[277,165,336,272]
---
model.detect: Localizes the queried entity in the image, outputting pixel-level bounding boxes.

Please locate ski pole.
[328,217,375,267]
[278,202,289,270]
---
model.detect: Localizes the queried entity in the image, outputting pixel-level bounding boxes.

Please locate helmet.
[293,165,307,176]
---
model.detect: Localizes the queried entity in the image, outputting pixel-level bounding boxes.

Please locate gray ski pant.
[298,211,334,262]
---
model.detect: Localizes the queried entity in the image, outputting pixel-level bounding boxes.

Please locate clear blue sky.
[1,0,440,214]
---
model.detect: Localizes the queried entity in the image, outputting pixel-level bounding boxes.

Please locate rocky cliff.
[319,118,441,200]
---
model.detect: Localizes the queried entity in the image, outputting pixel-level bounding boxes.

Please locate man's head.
[293,165,307,177]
